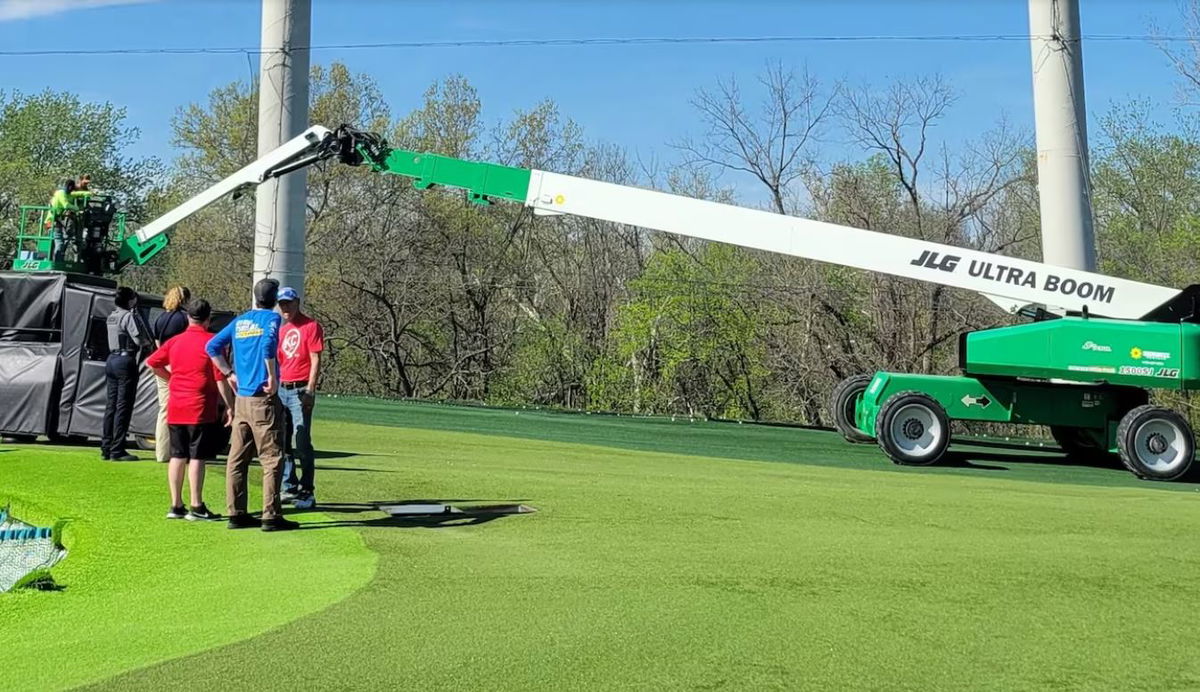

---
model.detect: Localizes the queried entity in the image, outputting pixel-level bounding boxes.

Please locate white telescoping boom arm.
[521,170,1183,321]
[134,126,333,244]
[127,123,1187,322]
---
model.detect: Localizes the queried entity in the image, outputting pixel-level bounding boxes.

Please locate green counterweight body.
[964,317,1199,389]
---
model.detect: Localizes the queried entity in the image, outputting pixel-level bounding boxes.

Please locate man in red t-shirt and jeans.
[276,287,324,509]
[146,298,231,521]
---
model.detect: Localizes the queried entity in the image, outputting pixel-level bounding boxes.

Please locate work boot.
[227,513,260,530]
[261,516,300,532]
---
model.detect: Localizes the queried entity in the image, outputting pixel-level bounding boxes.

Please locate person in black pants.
[101,286,151,461]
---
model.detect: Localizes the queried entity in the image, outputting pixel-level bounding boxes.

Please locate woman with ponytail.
[151,285,191,463]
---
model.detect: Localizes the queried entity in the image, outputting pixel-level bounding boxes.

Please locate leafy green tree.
[590,243,768,419]
[1092,102,1200,289]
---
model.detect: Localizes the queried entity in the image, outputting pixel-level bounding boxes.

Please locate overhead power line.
[0,33,1196,57]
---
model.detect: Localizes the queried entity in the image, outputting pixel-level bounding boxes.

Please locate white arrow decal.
[961,394,992,408]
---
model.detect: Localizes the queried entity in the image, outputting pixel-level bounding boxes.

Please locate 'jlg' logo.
[911,250,960,272]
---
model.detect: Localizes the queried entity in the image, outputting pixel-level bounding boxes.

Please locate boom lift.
[14,123,1200,480]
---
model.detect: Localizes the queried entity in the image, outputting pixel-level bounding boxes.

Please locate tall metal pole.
[1028,0,1096,271]
[253,0,311,298]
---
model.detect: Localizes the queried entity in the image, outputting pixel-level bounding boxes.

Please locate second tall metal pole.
[1029,0,1096,272]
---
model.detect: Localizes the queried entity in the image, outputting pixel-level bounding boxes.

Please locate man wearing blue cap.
[276,285,325,509]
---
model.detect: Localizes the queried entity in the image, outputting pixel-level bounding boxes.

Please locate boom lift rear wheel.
[1116,405,1196,481]
[874,391,951,466]
[831,374,874,443]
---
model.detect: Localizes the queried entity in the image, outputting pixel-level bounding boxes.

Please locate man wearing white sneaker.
[275,286,324,510]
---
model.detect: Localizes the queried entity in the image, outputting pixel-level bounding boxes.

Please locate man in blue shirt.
[206,278,298,532]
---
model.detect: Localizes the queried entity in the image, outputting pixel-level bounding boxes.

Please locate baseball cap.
[278,286,299,302]
[253,278,279,307]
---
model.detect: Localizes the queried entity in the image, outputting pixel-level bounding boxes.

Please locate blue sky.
[0,0,1193,188]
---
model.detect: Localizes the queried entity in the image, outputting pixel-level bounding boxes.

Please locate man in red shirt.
[276,286,324,509]
[146,298,231,521]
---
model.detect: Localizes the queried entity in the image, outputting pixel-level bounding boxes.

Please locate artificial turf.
[0,444,375,691]
[4,399,1200,690]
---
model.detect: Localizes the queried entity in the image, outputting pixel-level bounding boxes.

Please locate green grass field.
[4,398,1200,690]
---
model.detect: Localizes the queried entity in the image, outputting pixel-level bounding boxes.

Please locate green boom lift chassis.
[12,123,1200,481]
[832,315,1200,480]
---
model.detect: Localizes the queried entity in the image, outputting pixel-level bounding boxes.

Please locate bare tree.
[1152,0,1200,107]
[673,61,839,214]
[840,74,957,226]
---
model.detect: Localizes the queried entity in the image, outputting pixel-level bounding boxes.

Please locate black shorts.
[168,424,210,460]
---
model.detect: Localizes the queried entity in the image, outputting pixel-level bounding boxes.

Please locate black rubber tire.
[831,374,874,443]
[1050,426,1106,459]
[874,390,951,466]
[1116,405,1196,482]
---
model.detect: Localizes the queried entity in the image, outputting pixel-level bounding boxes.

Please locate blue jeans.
[279,385,315,494]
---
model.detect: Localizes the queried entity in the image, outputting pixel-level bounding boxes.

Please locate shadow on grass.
[942,448,1127,473]
[957,438,1128,469]
[297,513,511,530]
[942,445,1200,486]
[298,499,530,514]
[938,452,1011,471]
[27,578,66,592]
[290,499,534,531]
[313,450,359,460]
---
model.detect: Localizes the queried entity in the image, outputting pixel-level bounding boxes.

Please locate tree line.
[5,17,1200,430]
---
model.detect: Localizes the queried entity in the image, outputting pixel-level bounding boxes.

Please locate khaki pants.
[226,394,285,521]
[154,375,170,462]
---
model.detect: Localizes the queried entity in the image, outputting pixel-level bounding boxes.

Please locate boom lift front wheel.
[874,391,951,466]
[831,374,874,443]
[1116,405,1196,481]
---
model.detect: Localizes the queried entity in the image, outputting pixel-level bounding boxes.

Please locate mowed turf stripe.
[0,446,376,692]
[316,397,1199,492]
[87,420,1200,691]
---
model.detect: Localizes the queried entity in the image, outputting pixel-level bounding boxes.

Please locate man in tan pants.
[224,395,287,526]
[205,278,298,532]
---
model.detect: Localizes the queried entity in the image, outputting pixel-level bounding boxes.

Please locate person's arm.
[127,311,153,352]
[206,322,237,390]
[306,352,321,393]
[263,314,280,396]
[151,312,165,348]
[302,322,324,407]
[216,379,235,426]
[264,357,278,396]
[145,342,171,380]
